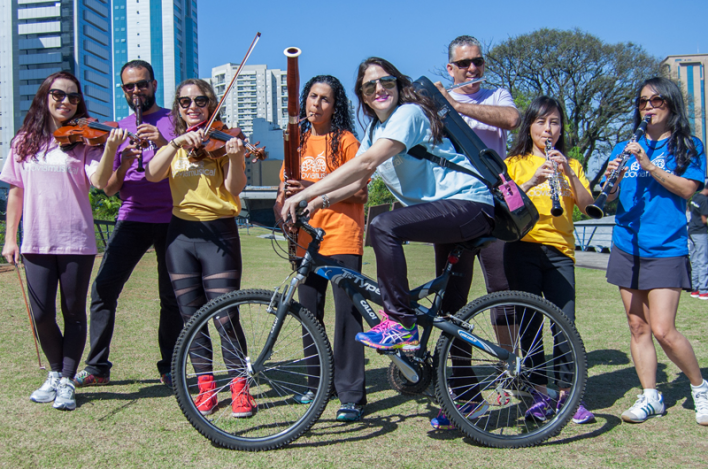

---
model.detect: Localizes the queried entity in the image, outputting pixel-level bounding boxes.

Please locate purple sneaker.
[525,391,554,421]
[556,395,596,424]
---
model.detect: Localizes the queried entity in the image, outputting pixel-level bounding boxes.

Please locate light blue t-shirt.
[356,104,493,207]
[612,135,705,258]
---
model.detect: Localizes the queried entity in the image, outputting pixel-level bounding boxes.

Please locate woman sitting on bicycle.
[145,78,255,418]
[282,57,494,349]
[503,96,595,424]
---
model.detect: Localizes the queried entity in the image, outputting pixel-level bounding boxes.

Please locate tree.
[483,28,661,181]
[366,174,396,210]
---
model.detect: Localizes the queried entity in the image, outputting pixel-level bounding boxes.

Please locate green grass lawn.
[1,226,706,468]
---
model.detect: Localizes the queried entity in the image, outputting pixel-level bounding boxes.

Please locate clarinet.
[585,115,651,219]
[133,95,145,173]
[545,139,564,217]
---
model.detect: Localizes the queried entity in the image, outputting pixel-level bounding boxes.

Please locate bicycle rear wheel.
[434,291,587,448]
[172,289,333,451]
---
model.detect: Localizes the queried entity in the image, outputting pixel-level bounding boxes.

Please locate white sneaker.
[53,377,76,411]
[621,393,665,423]
[30,372,61,403]
[692,386,708,426]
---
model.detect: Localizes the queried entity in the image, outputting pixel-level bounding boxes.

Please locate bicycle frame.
[252,219,513,380]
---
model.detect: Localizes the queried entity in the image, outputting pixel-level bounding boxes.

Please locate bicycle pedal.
[377,349,398,356]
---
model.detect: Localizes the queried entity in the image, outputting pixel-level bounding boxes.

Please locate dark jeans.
[368,199,495,327]
[24,254,95,378]
[504,241,576,388]
[298,254,366,405]
[85,221,182,377]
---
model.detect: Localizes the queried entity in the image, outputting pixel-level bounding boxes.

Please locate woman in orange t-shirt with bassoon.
[274,75,367,422]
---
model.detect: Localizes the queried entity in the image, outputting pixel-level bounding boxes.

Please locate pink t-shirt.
[448,87,516,158]
[1,141,101,255]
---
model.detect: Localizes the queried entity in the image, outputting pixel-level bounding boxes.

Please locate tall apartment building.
[0,0,199,164]
[210,63,289,136]
[1,0,114,163]
[112,0,198,120]
[661,54,707,146]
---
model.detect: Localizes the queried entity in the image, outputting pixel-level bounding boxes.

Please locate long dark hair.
[354,57,444,143]
[633,77,697,175]
[299,75,355,168]
[171,78,219,136]
[12,71,89,162]
[508,96,567,158]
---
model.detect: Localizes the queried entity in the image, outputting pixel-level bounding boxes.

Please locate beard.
[127,93,156,113]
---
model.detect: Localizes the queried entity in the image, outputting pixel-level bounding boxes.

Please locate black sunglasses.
[638,95,665,109]
[178,96,210,109]
[361,76,397,97]
[122,80,151,92]
[49,89,81,105]
[451,57,485,69]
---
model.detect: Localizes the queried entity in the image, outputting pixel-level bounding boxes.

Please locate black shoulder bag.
[407,77,538,242]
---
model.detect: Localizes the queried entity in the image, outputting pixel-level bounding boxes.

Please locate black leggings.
[165,216,246,377]
[504,241,576,388]
[298,254,366,405]
[23,254,95,378]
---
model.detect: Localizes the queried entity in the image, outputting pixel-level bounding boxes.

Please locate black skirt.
[606,246,691,290]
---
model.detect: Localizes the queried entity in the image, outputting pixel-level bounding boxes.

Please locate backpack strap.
[407,145,493,189]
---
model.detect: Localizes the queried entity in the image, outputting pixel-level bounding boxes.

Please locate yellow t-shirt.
[506,153,589,261]
[164,147,241,221]
[280,131,364,257]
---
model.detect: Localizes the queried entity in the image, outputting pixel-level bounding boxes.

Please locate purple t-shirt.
[448,87,516,158]
[1,142,101,255]
[114,107,176,222]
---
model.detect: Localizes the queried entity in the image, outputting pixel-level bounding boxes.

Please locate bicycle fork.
[250,273,305,375]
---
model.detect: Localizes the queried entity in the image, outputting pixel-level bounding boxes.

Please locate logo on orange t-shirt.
[301,151,327,180]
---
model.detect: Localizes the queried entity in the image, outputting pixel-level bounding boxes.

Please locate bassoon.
[586,115,651,219]
[283,47,302,268]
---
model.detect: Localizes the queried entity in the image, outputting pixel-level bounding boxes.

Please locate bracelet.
[321,194,331,209]
[169,139,181,150]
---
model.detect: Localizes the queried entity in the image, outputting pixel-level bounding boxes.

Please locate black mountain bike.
[172,212,587,451]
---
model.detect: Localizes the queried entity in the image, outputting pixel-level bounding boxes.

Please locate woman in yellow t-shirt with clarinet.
[504,96,595,425]
[146,78,255,419]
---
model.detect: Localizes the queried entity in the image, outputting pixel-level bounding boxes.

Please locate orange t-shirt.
[280,131,364,257]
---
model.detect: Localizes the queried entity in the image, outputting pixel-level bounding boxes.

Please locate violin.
[53,117,148,149]
[186,120,267,162]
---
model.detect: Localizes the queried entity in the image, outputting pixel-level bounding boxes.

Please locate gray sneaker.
[53,377,76,411]
[30,372,61,403]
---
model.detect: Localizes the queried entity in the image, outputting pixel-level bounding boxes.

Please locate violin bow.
[201,32,261,132]
[14,264,45,370]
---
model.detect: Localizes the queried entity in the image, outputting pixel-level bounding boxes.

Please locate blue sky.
[198,0,706,98]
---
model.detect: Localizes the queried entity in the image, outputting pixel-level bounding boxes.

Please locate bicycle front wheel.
[434,291,587,448]
[172,289,333,451]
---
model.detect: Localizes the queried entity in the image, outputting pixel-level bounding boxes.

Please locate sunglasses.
[361,76,397,97]
[122,80,151,92]
[49,89,81,105]
[451,57,485,69]
[638,95,665,109]
[178,96,210,109]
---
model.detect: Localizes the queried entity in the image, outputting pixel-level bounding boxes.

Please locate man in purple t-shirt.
[429,35,520,430]
[74,60,183,388]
